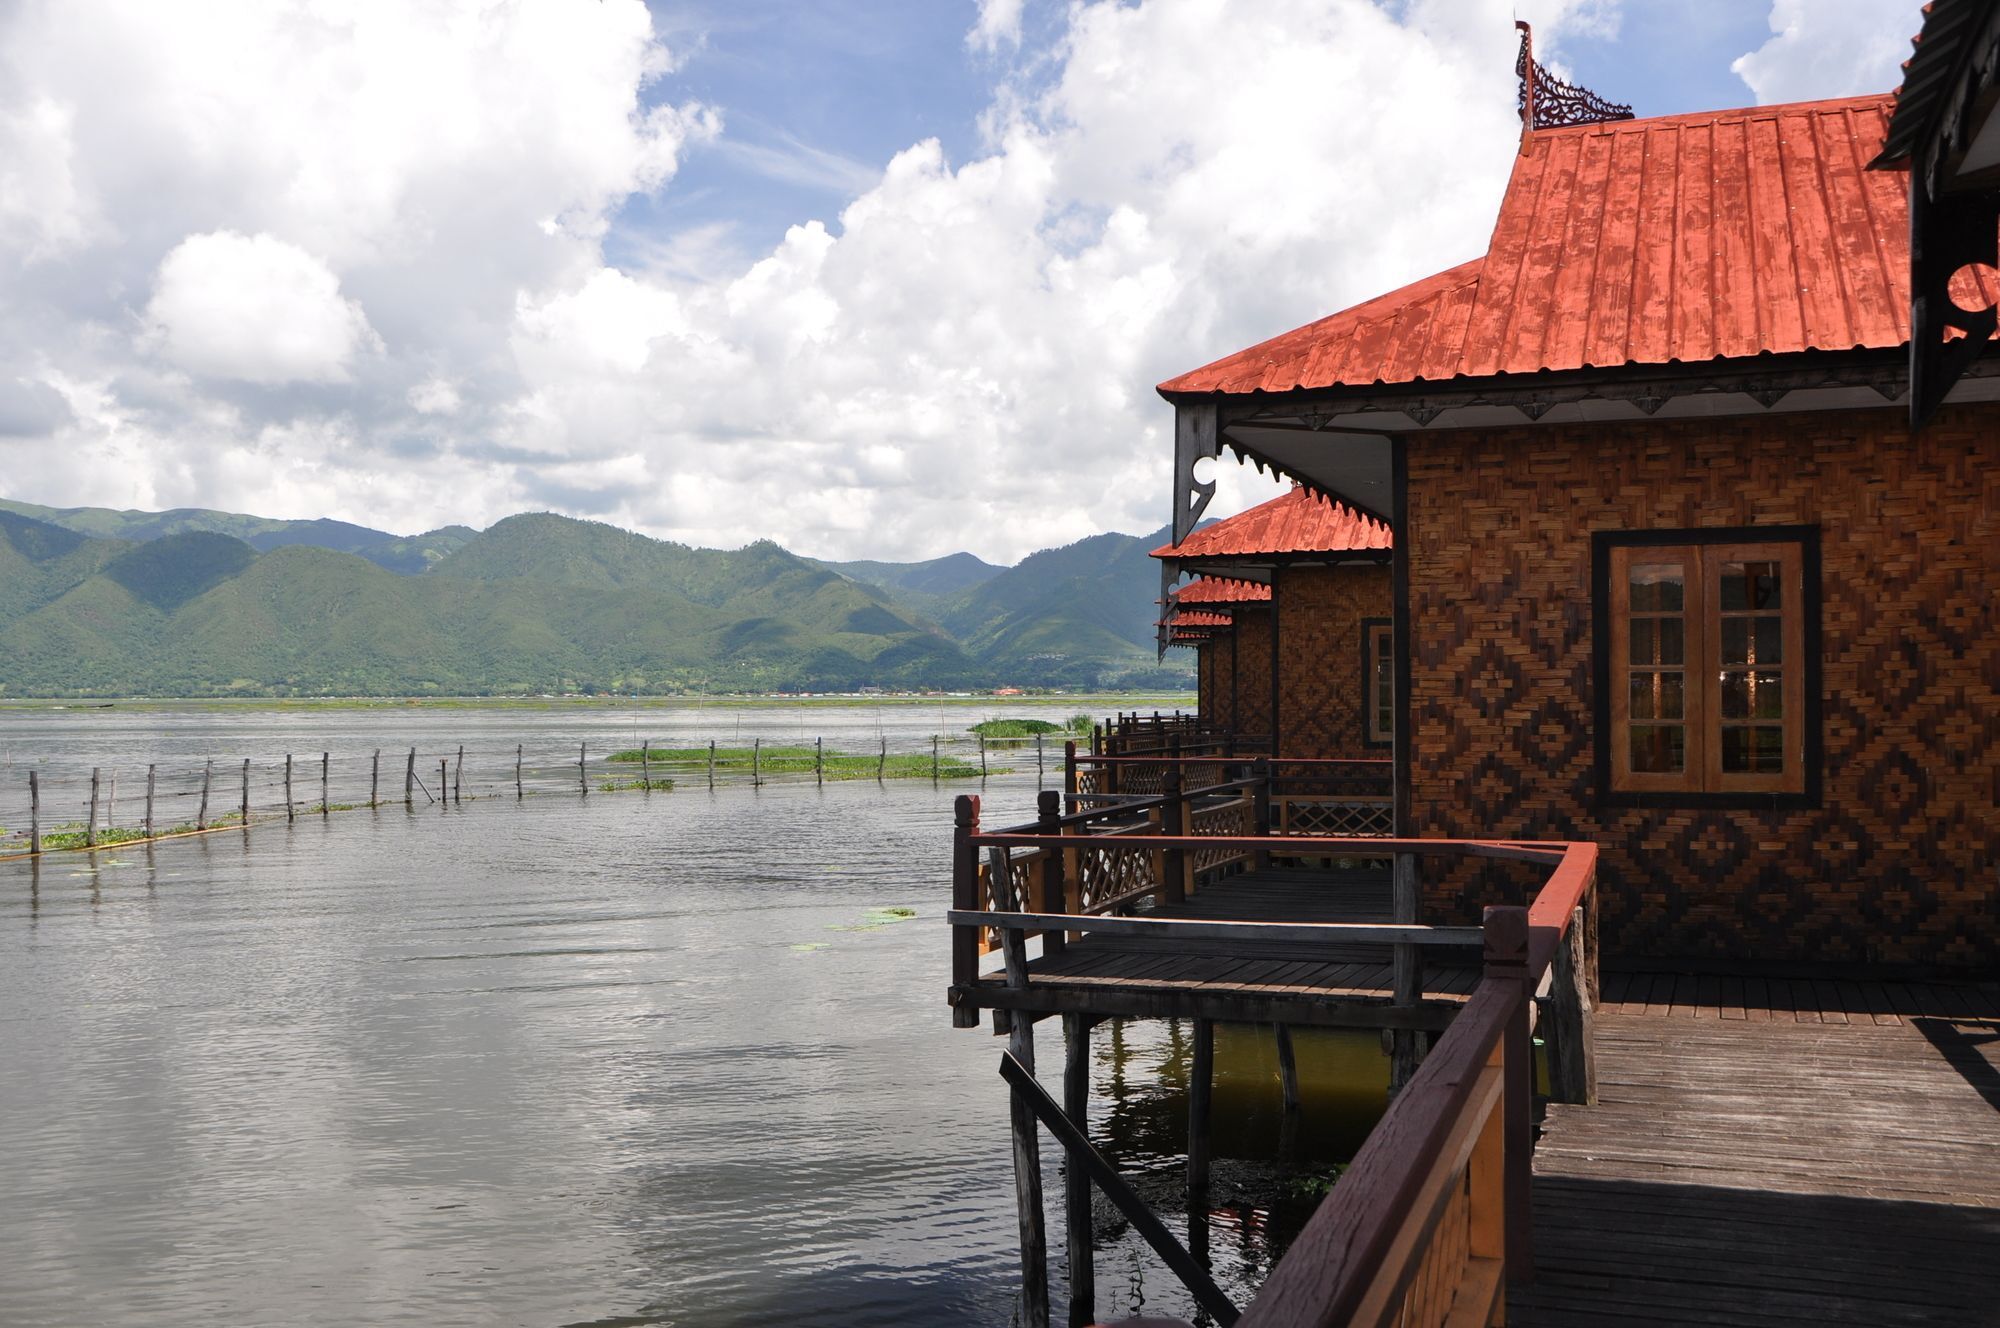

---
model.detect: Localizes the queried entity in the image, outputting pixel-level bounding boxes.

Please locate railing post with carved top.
[1036,790,1066,963]
[1484,903,1535,1283]
[1251,757,1272,869]
[1161,765,1186,906]
[950,794,982,1029]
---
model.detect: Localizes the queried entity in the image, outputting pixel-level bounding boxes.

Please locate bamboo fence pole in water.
[932,735,940,782]
[878,737,886,783]
[707,740,715,789]
[1036,733,1043,778]
[239,759,250,824]
[145,765,156,839]
[107,772,118,833]
[980,736,988,776]
[516,744,524,799]
[440,760,449,805]
[752,738,761,787]
[284,754,294,822]
[322,752,330,815]
[198,760,212,831]
[405,748,415,807]
[578,743,587,795]
[454,746,463,803]
[86,769,99,847]
[28,771,40,854]
[815,737,823,786]
[371,750,380,808]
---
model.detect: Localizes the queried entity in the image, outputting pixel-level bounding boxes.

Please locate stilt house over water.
[949,15,2000,1327]
[1158,59,1999,973]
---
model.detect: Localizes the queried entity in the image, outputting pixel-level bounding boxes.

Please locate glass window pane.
[1722,726,1787,774]
[1659,617,1683,666]
[1721,726,1749,772]
[1755,617,1782,664]
[1721,560,1781,611]
[1754,726,1785,771]
[1659,672,1684,719]
[1630,618,1655,665]
[1630,674,1654,720]
[1630,725,1685,773]
[1630,564,1684,612]
[1721,618,1749,665]
[1754,673,1783,720]
[1722,672,1749,718]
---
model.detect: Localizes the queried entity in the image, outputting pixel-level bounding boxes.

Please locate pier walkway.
[1513,975,2000,1326]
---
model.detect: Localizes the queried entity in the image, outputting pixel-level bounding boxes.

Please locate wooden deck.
[1514,979,2000,1326]
[969,865,1480,1030]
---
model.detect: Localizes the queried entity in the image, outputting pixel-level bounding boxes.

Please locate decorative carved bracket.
[1172,402,1220,545]
[1909,177,2000,429]
[1517,22,1632,131]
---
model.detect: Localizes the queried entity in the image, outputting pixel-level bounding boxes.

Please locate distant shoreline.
[0,692,1196,714]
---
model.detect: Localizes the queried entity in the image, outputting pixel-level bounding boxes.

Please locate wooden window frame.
[1362,618,1393,747]
[1592,526,1821,810]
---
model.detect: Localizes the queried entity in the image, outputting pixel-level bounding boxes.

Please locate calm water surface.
[0,704,1382,1326]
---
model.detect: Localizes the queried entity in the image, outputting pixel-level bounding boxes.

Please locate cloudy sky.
[0,0,1919,564]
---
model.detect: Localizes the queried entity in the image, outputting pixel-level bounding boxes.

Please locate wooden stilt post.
[284,754,294,822]
[1275,1023,1300,1115]
[145,765,156,839]
[453,746,463,802]
[815,736,823,786]
[322,751,330,815]
[1036,732,1044,781]
[239,759,249,824]
[1391,852,1426,1093]
[1188,1018,1214,1262]
[578,743,587,795]
[86,768,100,846]
[371,749,381,808]
[405,748,416,807]
[516,744,524,799]
[877,737,886,783]
[198,760,213,831]
[1003,913,1049,1328]
[439,760,449,805]
[707,740,716,789]
[641,741,651,789]
[932,734,939,782]
[980,735,988,776]
[1063,1012,1095,1328]
[752,738,761,787]
[1547,903,1597,1105]
[28,770,40,854]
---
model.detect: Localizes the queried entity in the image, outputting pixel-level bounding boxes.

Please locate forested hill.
[0,505,1189,696]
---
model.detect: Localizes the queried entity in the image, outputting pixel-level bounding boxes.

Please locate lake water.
[0,702,1386,1326]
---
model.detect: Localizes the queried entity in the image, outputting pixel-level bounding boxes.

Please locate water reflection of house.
[1154,84,1999,971]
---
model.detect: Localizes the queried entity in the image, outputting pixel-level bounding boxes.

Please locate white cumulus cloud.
[1733,0,1915,104]
[146,231,378,385]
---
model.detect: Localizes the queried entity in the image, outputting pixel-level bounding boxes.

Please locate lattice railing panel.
[1277,797,1395,838]
[1189,796,1254,877]
[1072,835,1158,914]
[977,848,1048,954]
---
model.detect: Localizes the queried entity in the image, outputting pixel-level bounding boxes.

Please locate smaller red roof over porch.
[1151,485,1392,561]
[1172,577,1273,606]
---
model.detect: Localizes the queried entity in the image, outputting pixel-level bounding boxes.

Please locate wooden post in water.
[814,736,823,786]
[1035,732,1044,780]
[931,735,939,783]
[145,765,156,839]
[752,738,761,787]
[1390,852,1426,1093]
[1275,1024,1301,1117]
[370,749,380,808]
[641,741,650,789]
[107,772,117,834]
[86,768,100,847]
[405,748,416,807]
[1062,1011,1095,1327]
[979,735,988,777]
[239,759,249,824]
[877,737,886,783]
[28,770,40,854]
[578,743,587,795]
[284,754,294,822]
[453,746,463,803]
[1002,894,1049,1328]
[198,760,212,831]
[515,745,524,799]
[949,795,982,1029]
[321,752,330,815]
[707,740,715,789]
[440,760,449,805]
[1188,1017,1214,1246]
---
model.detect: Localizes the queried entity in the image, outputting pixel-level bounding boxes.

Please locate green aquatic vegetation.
[827,905,920,932]
[788,942,830,953]
[970,718,1064,739]
[36,826,154,850]
[606,745,991,780]
[596,778,675,792]
[1281,1163,1349,1200]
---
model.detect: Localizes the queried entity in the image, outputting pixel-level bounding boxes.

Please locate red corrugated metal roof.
[1151,485,1393,560]
[1160,609,1233,629]
[1173,577,1273,605]
[1159,93,1994,396]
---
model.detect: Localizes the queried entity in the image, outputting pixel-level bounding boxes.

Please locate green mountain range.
[0,502,1188,697]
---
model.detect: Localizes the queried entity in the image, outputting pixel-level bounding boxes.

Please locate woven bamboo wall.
[1195,641,1214,720]
[1275,564,1391,759]
[1234,606,1275,740]
[1405,404,1999,969]
[1212,631,1236,733]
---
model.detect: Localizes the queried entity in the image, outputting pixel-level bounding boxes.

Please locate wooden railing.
[946,803,1598,1325]
[1064,746,1394,836]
